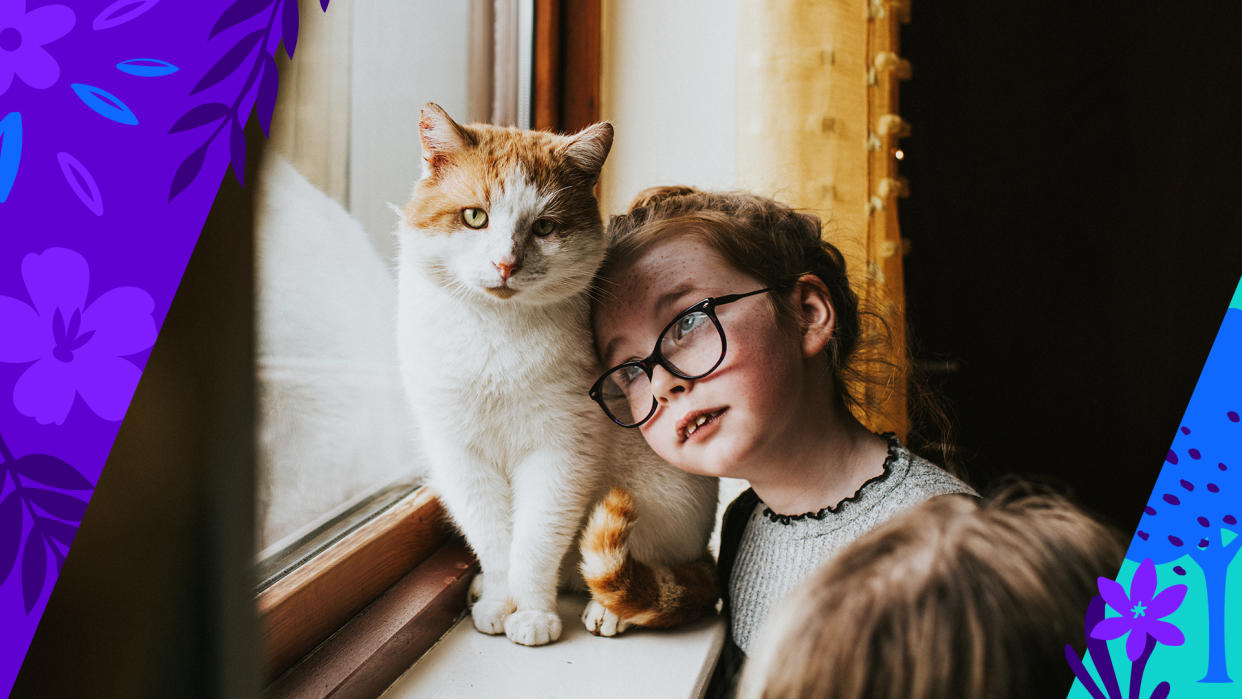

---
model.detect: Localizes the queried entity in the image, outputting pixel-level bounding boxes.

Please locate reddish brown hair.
[737,488,1125,699]
[595,186,881,420]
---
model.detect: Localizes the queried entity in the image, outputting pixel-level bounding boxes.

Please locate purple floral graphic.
[0,247,155,425]
[1068,594,1172,699]
[1091,558,1187,661]
[0,1,75,97]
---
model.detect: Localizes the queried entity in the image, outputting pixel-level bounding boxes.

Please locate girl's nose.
[650,364,689,405]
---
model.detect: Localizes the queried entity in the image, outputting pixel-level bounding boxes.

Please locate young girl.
[586,186,976,696]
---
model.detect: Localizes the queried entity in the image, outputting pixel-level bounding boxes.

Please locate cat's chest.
[401,294,597,402]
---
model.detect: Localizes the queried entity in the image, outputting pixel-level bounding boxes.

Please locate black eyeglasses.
[589,287,781,427]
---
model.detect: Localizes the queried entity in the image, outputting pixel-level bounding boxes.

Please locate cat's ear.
[561,122,614,182]
[419,103,473,176]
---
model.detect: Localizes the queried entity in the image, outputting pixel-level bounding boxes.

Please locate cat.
[396,103,719,646]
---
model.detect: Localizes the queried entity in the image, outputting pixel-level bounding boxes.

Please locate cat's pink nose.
[494,260,521,281]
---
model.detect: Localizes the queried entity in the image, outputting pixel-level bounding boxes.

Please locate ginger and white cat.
[396,104,718,646]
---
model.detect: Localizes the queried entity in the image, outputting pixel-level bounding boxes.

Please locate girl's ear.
[793,273,835,358]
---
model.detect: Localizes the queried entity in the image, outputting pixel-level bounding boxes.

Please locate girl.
[586,186,976,695]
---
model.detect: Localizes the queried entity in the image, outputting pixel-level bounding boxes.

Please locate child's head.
[589,187,872,477]
[599,186,861,383]
[737,489,1125,699]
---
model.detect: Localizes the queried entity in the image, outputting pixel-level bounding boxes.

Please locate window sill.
[381,592,727,699]
[258,486,451,681]
[266,538,478,697]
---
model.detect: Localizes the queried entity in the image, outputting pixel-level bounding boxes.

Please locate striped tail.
[579,487,718,629]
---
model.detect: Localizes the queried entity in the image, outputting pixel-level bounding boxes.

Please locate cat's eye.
[462,208,488,229]
[531,218,556,237]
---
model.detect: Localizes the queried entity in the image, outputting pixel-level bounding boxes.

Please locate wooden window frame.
[258,3,602,694]
[534,0,602,133]
[263,523,477,697]
[258,488,463,683]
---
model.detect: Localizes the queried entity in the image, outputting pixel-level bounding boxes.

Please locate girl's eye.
[532,218,555,237]
[462,208,488,229]
[672,312,709,341]
[614,364,643,386]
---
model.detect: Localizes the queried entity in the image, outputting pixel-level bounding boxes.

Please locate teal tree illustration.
[1128,285,1240,683]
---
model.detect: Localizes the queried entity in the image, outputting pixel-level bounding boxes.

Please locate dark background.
[900,4,1242,533]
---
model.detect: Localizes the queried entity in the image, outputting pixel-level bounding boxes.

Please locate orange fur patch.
[579,487,719,629]
[404,122,604,238]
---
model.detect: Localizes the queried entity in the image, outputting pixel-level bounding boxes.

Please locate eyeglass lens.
[598,309,723,426]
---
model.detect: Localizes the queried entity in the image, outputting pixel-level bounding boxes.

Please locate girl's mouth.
[679,408,727,443]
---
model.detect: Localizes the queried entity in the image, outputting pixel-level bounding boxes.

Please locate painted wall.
[599,0,739,215]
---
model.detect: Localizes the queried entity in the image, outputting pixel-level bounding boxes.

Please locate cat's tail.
[579,487,718,629]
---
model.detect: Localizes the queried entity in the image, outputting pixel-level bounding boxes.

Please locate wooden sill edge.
[257,486,452,681]
[266,539,478,699]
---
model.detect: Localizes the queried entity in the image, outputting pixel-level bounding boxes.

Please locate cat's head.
[400,103,613,307]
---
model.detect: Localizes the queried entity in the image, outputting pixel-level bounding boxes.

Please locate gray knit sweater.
[724,434,976,654]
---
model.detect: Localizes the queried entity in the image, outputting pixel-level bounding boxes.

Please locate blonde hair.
[737,488,1124,699]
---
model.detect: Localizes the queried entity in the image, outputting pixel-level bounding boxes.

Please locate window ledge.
[266,539,477,698]
[382,593,727,699]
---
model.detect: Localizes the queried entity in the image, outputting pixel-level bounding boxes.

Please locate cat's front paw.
[581,599,633,637]
[504,609,562,646]
[467,573,487,606]
[471,595,516,635]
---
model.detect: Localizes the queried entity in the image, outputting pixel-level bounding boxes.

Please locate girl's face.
[593,236,816,479]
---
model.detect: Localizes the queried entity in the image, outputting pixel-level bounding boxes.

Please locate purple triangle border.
[0,0,327,694]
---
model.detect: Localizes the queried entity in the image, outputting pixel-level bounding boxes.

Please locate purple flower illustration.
[0,248,155,425]
[1090,558,1188,662]
[0,0,75,97]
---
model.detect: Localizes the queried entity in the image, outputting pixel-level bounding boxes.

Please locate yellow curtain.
[736,0,911,437]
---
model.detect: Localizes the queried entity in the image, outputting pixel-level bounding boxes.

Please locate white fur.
[397,166,717,646]
[582,599,633,637]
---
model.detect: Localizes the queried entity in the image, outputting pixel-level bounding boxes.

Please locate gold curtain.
[736,0,911,437]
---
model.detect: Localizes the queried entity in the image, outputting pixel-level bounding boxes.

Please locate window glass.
[254,0,512,573]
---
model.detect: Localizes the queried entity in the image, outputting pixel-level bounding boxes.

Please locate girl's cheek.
[640,423,679,463]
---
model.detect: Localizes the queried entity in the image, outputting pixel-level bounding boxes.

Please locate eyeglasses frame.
[588,286,782,428]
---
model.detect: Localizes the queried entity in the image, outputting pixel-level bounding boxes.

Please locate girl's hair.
[737,487,1125,699]
[596,185,932,450]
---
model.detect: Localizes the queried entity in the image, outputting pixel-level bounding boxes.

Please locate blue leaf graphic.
[0,111,21,203]
[169,103,229,133]
[0,494,20,586]
[191,29,263,95]
[281,0,299,58]
[57,152,104,216]
[230,115,246,186]
[12,454,93,490]
[256,52,278,137]
[70,83,139,126]
[21,527,46,612]
[116,58,179,77]
[211,0,275,38]
[93,0,161,31]
[169,142,210,201]
[320,0,329,10]
[24,488,89,523]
